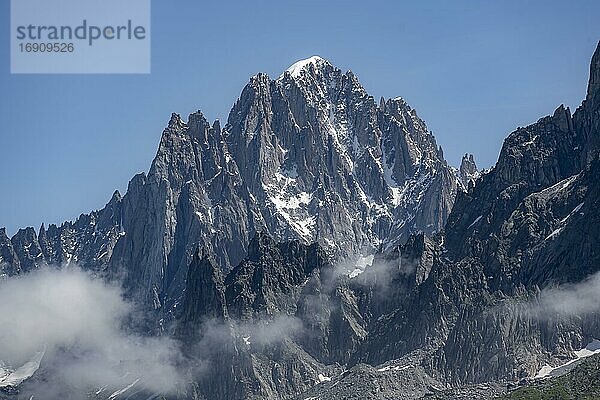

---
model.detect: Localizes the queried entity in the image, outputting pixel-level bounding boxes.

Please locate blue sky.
[1,0,599,235]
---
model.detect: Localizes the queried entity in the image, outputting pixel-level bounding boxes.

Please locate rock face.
[2,56,459,317]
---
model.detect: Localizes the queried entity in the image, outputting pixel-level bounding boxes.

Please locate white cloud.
[0,267,184,397]
[525,271,600,317]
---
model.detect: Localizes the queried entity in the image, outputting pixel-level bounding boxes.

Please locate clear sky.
[1,1,599,235]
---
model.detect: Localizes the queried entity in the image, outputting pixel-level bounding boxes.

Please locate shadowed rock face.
[224,232,328,319]
[174,234,345,400]
[177,249,228,341]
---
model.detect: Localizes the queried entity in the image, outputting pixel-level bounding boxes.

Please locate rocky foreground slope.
[2,42,600,399]
[498,353,600,399]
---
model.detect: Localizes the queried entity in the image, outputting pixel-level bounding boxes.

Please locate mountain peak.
[587,40,600,101]
[459,153,479,191]
[167,112,186,131]
[282,55,331,78]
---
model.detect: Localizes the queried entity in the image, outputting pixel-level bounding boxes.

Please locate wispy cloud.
[525,271,600,318]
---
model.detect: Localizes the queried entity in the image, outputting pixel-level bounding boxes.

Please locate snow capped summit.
[282,55,330,78]
[3,53,460,320]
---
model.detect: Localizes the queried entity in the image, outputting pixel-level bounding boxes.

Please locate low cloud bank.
[0,267,184,397]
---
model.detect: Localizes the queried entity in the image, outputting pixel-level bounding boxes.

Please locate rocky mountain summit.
[1,56,459,316]
[2,42,600,400]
